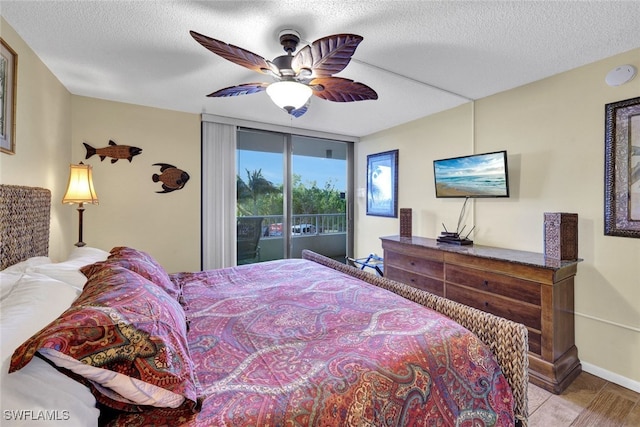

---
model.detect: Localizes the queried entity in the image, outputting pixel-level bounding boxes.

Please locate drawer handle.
[484,301,489,307]
[410,261,415,266]
[483,280,489,286]
[410,279,415,283]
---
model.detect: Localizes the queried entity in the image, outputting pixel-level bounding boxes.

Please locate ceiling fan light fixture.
[266,81,312,111]
[191,30,374,117]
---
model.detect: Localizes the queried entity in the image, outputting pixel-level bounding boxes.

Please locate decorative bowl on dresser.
[381,235,583,394]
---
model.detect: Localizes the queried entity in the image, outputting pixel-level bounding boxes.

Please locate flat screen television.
[433,150,509,198]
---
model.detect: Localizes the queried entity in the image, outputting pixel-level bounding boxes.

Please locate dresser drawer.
[381,239,443,262]
[529,330,542,356]
[385,251,444,280]
[445,264,541,306]
[445,283,541,330]
[385,266,444,296]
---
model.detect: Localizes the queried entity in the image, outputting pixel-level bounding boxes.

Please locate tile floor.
[528,371,640,426]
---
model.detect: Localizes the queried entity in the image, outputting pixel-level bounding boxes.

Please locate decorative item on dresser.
[399,208,412,237]
[381,234,583,394]
[544,212,578,260]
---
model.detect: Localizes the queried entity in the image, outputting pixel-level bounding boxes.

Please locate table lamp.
[62,163,98,247]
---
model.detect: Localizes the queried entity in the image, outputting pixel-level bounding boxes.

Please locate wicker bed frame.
[0,184,528,425]
[0,185,51,270]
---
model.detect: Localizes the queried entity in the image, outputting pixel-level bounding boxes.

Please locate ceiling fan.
[190,29,378,117]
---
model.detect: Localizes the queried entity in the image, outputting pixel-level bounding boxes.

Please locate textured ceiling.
[2,1,640,137]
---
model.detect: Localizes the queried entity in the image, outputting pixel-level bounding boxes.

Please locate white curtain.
[202,121,237,269]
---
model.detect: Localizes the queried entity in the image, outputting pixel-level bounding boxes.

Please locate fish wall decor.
[84,140,142,163]
[152,163,190,193]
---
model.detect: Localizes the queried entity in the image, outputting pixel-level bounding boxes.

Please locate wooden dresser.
[381,235,582,394]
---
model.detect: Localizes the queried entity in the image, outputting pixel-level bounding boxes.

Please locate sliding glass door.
[236,129,285,264]
[290,136,349,260]
[236,128,352,263]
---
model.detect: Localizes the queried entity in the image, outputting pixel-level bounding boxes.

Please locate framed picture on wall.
[366,149,398,217]
[604,96,640,238]
[0,38,17,155]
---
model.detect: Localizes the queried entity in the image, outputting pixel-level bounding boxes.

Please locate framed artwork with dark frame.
[0,38,17,155]
[366,149,398,217]
[604,96,640,238]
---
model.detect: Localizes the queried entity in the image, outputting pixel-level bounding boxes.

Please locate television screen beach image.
[434,151,509,198]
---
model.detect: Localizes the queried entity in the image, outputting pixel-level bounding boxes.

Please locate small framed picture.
[366,149,398,217]
[1,38,17,155]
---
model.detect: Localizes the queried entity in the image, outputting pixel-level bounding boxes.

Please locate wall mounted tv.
[433,150,510,198]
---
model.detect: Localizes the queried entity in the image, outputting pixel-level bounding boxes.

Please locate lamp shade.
[266,81,312,111]
[62,163,99,205]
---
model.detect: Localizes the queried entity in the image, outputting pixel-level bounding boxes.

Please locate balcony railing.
[237,213,347,262]
[257,213,347,237]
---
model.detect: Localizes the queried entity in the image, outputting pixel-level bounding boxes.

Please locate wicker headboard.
[0,185,51,270]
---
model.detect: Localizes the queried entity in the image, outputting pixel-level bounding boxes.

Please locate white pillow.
[65,246,110,261]
[2,256,51,273]
[1,271,23,301]
[27,247,109,290]
[0,273,98,426]
[0,273,81,360]
[2,257,53,300]
[1,357,99,427]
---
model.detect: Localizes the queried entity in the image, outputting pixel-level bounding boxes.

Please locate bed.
[0,184,529,426]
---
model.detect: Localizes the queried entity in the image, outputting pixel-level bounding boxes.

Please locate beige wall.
[4,14,639,390]
[1,19,201,272]
[71,97,201,273]
[355,48,640,389]
[0,17,73,260]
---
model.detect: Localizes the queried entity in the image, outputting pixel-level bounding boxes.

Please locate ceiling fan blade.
[287,102,309,118]
[310,77,378,102]
[292,34,363,77]
[190,30,275,75]
[207,83,268,97]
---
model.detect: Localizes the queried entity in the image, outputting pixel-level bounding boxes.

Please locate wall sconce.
[62,163,98,247]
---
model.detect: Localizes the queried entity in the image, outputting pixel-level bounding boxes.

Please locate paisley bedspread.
[108,258,514,426]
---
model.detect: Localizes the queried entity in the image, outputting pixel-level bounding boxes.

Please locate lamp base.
[75,204,86,248]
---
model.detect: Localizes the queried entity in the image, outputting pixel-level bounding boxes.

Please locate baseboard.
[582,361,640,393]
